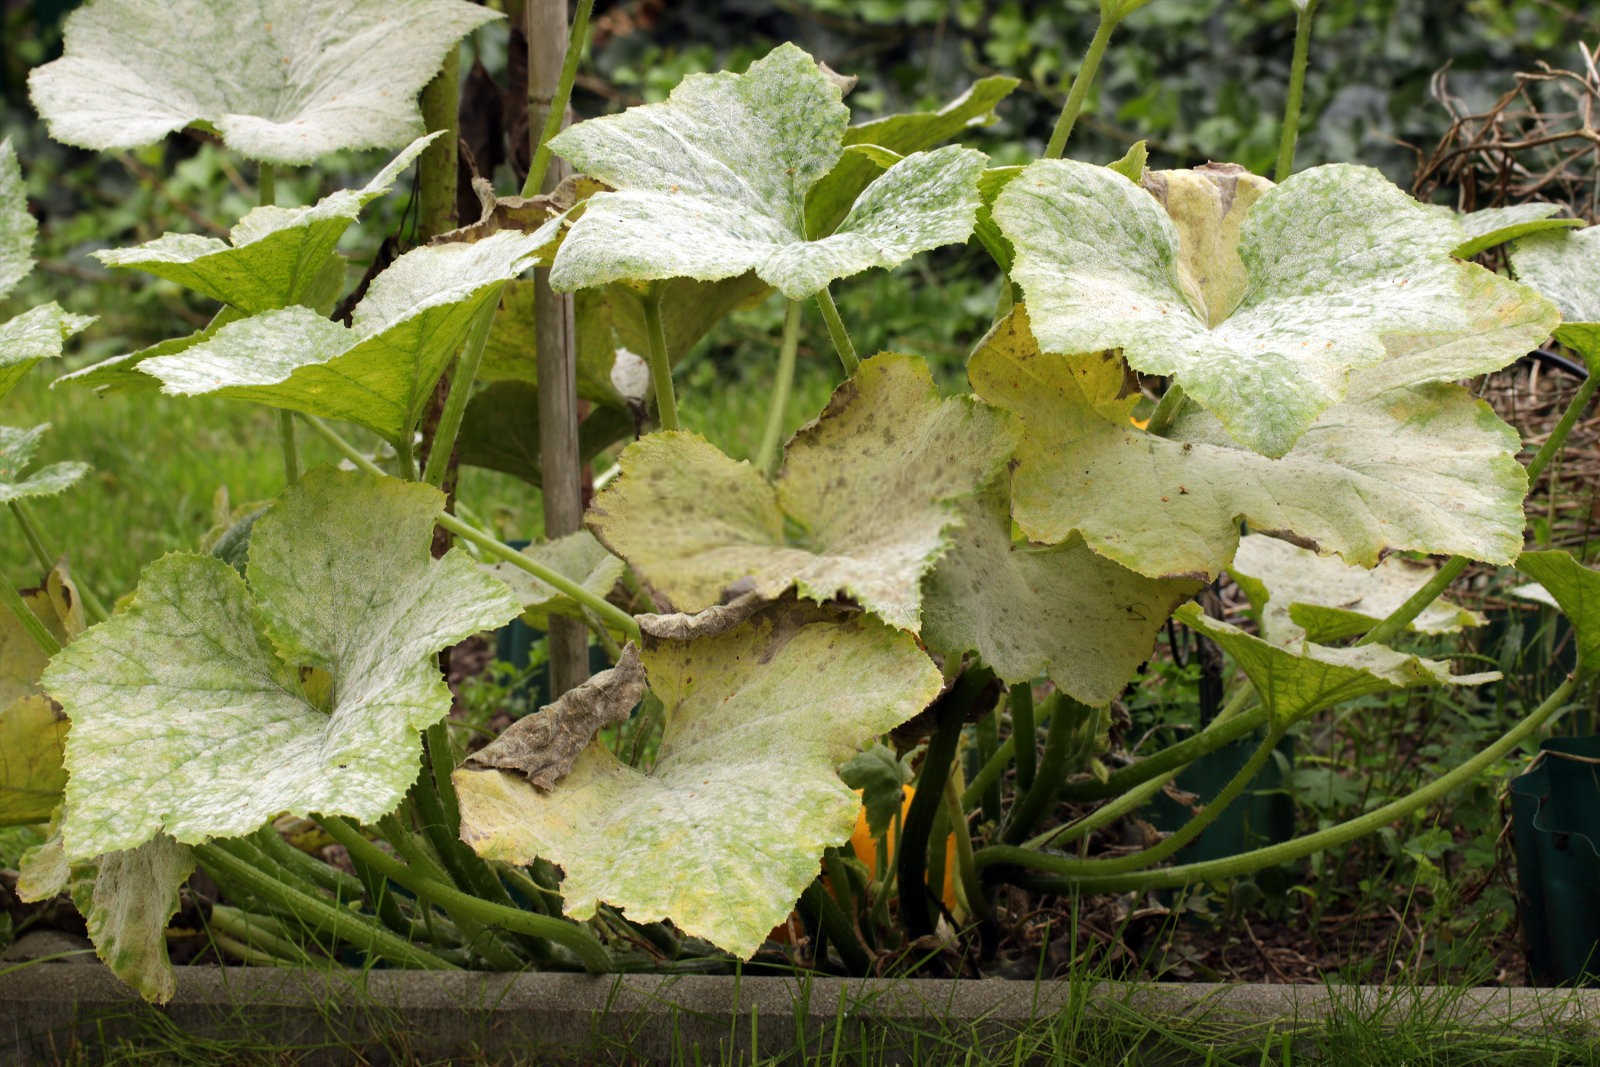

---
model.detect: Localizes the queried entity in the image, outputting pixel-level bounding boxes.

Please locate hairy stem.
[1044,15,1118,159]
[756,300,803,476]
[1143,382,1187,437]
[422,294,500,488]
[523,0,596,198]
[815,287,859,376]
[1274,0,1319,182]
[642,285,679,431]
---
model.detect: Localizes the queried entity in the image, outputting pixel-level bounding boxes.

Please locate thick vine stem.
[298,415,641,640]
[642,284,679,431]
[1009,685,1037,793]
[319,816,612,973]
[942,772,992,923]
[1142,382,1187,437]
[994,675,1578,894]
[522,0,597,198]
[814,287,859,376]
[1273,0,1319,182]
[800,880,869,974]
[755,300,803,476]
[422,294,500,489]
[194,840,459,971]
[0,576,59,656]
[1057,702,1269,803]
[1044,15,1118,159]
[1001,693,1096,844]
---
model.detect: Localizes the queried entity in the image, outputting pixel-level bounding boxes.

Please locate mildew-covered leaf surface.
[43,468,520,861]
[0,424,89,506]
[455,598,940,959]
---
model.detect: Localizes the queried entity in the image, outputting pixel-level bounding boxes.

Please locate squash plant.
[2,0,1599,1002]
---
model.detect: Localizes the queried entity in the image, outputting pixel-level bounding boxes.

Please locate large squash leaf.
[43,468,520,861]
[488,530,627,629]
[455,599,941,958]
[0,139,93,401]
[1229,534,1481,646]
[28,0,497,165]
[1515,551,1600,677]
[135,227,556,444]
[0,566,82,826]
[994,160,1556,457]
[587,354,1014,629]
[970,307,1527,582]
[92,135,436,315]
[1177,605,1496,730]
[547,44,985,300]
[1509,224,1600,363]
[0,424,88,506]
[920,485,1199,705]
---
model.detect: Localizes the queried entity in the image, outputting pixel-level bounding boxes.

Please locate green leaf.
[1509,225,1600,364]
[0,697,69,827]
[0,138,36,299]
[52,307,246,394]
[1515,550,1600,677]
[70,835,194,1004]
[477,284,625,407]
[1177,604,1496,730]
[487,530,627,629]
[547,44,986,299]
[837,743,912,840]
[0,304,95,404]
[1229,534,1482,646]
[970,307,1527,582]
[455,381,635,487]
[588,354,1014,629]
[92,135,436,314]
[0,424,88,505]
[0,565,83,711]
[996,161,1552,457]
[28,0,499,165]
[454,598,941,959]
[1451,204,1581,259]
[43,468,520,860]
[920,485,1200,706]
[136,228,555,443]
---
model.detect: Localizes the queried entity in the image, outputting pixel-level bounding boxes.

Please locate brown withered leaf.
[635,591,770,643]
[464,643,646,791]
[431,175,606,247]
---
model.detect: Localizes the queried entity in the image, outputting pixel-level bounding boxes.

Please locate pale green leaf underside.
[588,354,1014,629]
[456,600,942,959]
[0,696,69,826]
[1510,226,1600,357]
[29,0,498,165]
[0,566,84,710]
[0,424,88,504]
[996,160,1541,457]
[0,304,96,403]
[1514,550,1600,677]
[477,283,623,407]
[487,530,626,628]
[138,228,553,442]
[45,468,520,860]
[93,135,436,314]
[0,138,36,298]
[970,308,1526,582]
[1229,534,1482,646]
[70,834,194,1004]
[52,307,246,394]
[1451,203,1580,259]
[920,487,1200,706]
[1178,605,1496,730]
[547,43,984,299]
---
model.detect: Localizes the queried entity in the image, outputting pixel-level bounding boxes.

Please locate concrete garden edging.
[3,960,1600,1064]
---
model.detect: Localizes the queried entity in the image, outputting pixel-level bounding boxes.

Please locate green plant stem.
[257,163,275,206]
[424,723,461,831]
[394,431,417,481]
[1358,360,1599,648]
[10,501,110,623]
[209,904,313,964]
[975,706,1002,826]
[208,930,290,967]
[195,840,458,970]
[1273,0,1319,182]
[961,699,1059,810]
[1143,383,1187,437]
[642,285,679,431]
[375,814,526,969]
[299,415,640,639]
[522,0,596,198]
[899,678,970,938]
[942,772,991,922]
[1058,701,1269,802]
[250,826,364,899]
[1044,15,1119,159]
[277,411,300,486]
[423,295,500,489]
[800,880,869,974]
[0,576,58,656]
[1010,685,1037,793]
[814,287,858,376]
[981,724,1286,877]
[407,754,521,916]
[756,300,803,476]
[319,816,611,972]
[1001,694,1086,844]
[1005,675,1578,893]
[417,46,461,241]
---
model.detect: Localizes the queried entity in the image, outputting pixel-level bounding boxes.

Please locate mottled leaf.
[1510,225,1600,363]
[1515,550,1600,677]
[0,138,35,298]
[588,354,1014,629]
[70,836,194,1003]
[487,530,627,628]
[137,228,554,443]
[465,644,646,790]
[547,44,985,299]
[1451,203,1580,259]
[0,304,95,404]
[1178,605,1496,730]
[477,284,623,406]
[970,307,1526,582]
[43,468,520,860]
[1229,534,1482,646]
[455,599,941,958]
[53,307,246,394]
[996,161,1552,456]
[0,424,88,505]
[455,381,635,487]
[29,0,498,165]
[920,485,1200,706]
[0,697,69,827]
[93,135,436,314]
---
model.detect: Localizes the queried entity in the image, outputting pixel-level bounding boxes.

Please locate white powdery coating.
[0,423,88,504]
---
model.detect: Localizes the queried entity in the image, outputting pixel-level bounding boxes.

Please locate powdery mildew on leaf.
[137,227,556,443]
[28,0,498,165]
[1178,606,1496,731]
[44,468,520,861]
[996,160,1549,457]
[1229,534,1482,646]
[1450,203,1580,259]
[0,424,89,506]
[454,599,941,959]
[70,836,194,1004]
[920,485,1200,706]
[486,530,626,628]
[1514,551,1600,677]
[587,354,1015,629]
[0,138,36,297]
[92,135,437,314]
[1510,225,1600,363]
[547,43,985,299]
[970,307,1527,582]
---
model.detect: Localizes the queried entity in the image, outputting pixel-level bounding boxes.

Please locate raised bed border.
[4,964,1600,1063]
